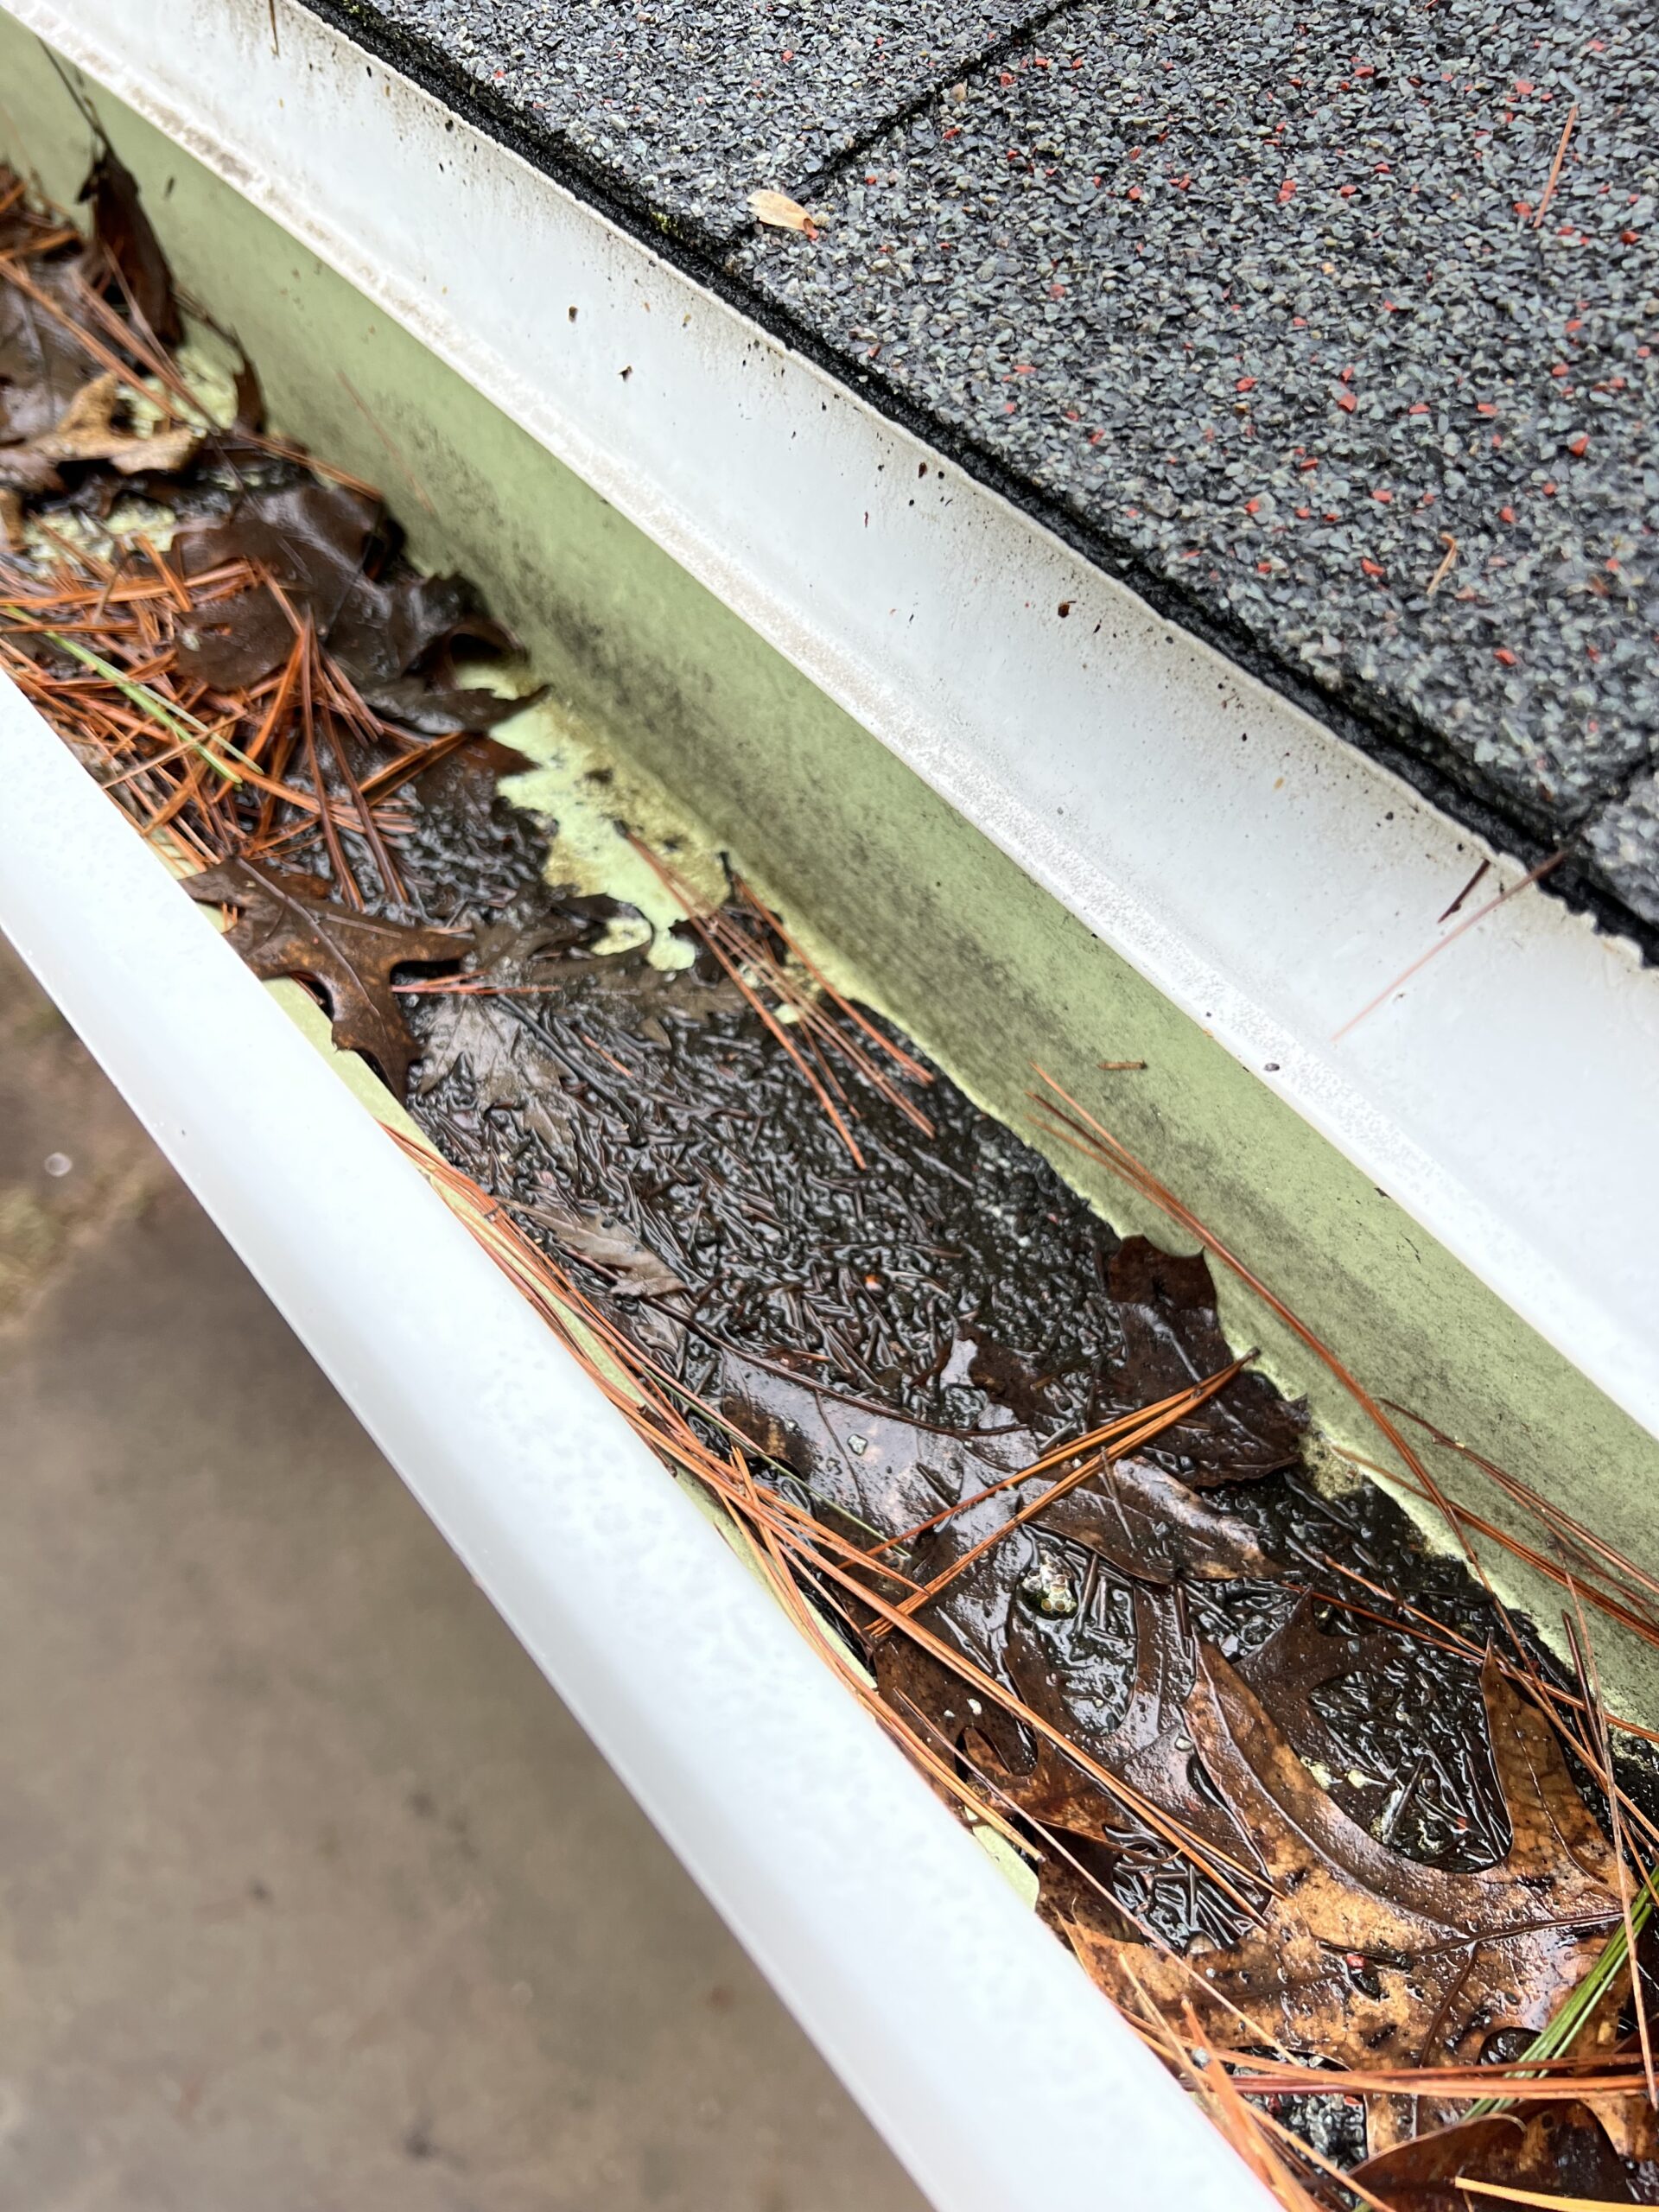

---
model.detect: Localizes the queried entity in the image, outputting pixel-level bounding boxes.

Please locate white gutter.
[0,678,1270,2210]
[8,0,1658,1456]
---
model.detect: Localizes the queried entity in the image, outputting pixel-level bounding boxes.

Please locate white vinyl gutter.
[0,0,1651,2196]
[8,0,1659,1459]
[0,677,1271,2211]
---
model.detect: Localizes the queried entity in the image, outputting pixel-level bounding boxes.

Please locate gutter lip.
[12,0,1659,1465]
[0,672,1274,2212]
[296,0,1653,963]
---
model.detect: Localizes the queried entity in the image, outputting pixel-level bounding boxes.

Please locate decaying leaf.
[1107,1237,1306,1483]
[0,258,101,446]
[175,584,296,690]
[1039,1455,1277,1586]
[79,142,182,345]
[176,480,522,715]
[184,859,467,1097]
[3,127,1608,2161]
[0,371,200,494]
[357,672,537,736]
[748,188,820,237]
[1062,1645,1620,2089]
[508,1188,688,1301]
[1352,2098,1637,2209]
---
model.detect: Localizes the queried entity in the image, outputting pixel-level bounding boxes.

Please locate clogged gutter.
[8,152,1659,2205]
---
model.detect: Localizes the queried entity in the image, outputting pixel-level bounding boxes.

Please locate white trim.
[10,0,1655,1454]
[0,674,1270,2211]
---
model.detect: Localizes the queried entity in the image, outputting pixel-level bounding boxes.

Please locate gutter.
[1,0,1657,2196]
[0,677,1271,2212]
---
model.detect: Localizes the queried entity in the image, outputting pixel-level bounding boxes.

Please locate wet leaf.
[1108,1237,1306,1483]
[1352,2100,1637,2209]
[178,482,521,712]
[1062,1646,1620,2076]
[864,1460,1275,1869]
[179,480,381,638]
[963,1322,1060,1427]
[721,1359,1029,1538]
[507,1187,687,1300]
[1002,1580,1255,1867]
[175,585,295,690]
[1040,1456,1277,1586]
[359,673,537,736]
[184,858,466,1096]
[748,189,819,236]
[79,143,181,345]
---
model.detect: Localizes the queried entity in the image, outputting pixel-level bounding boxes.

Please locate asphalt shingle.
[321,0,1051,242]
[738,0,1659,865]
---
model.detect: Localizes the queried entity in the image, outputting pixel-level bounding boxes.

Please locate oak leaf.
[185,858,466,1097]
[1352,2098,1637,2209]
[1062,1645,1620,2084]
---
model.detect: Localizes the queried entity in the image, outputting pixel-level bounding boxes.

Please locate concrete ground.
[0,936,928,2212]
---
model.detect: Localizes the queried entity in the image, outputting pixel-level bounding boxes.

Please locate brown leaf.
[1107,1237,1306,1483]
[872,1465,1273,1878]
[0,442,62,494]
[1236,1595,1440,1827]
[1040,1456,1277,1586]
[1062,1646,1620,2074]
[178,480,381,631]
[79,143,181,345]
[719,1357,1028,1539]
[177,482,519,704]
[184,859,466,1097]
[232,355,264,432]
[28,372,198,474]
[748,189,820,237]
[359,673,538,736]
[1002,1580,1255,1869]
[175,585,296,690]
[505,1187,687,1301]
[1352,2099,1637,2209]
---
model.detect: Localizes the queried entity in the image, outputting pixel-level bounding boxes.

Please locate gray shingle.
[323,0,1050,241]
[1586,766,1659,923]
[738,0,1659,849]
